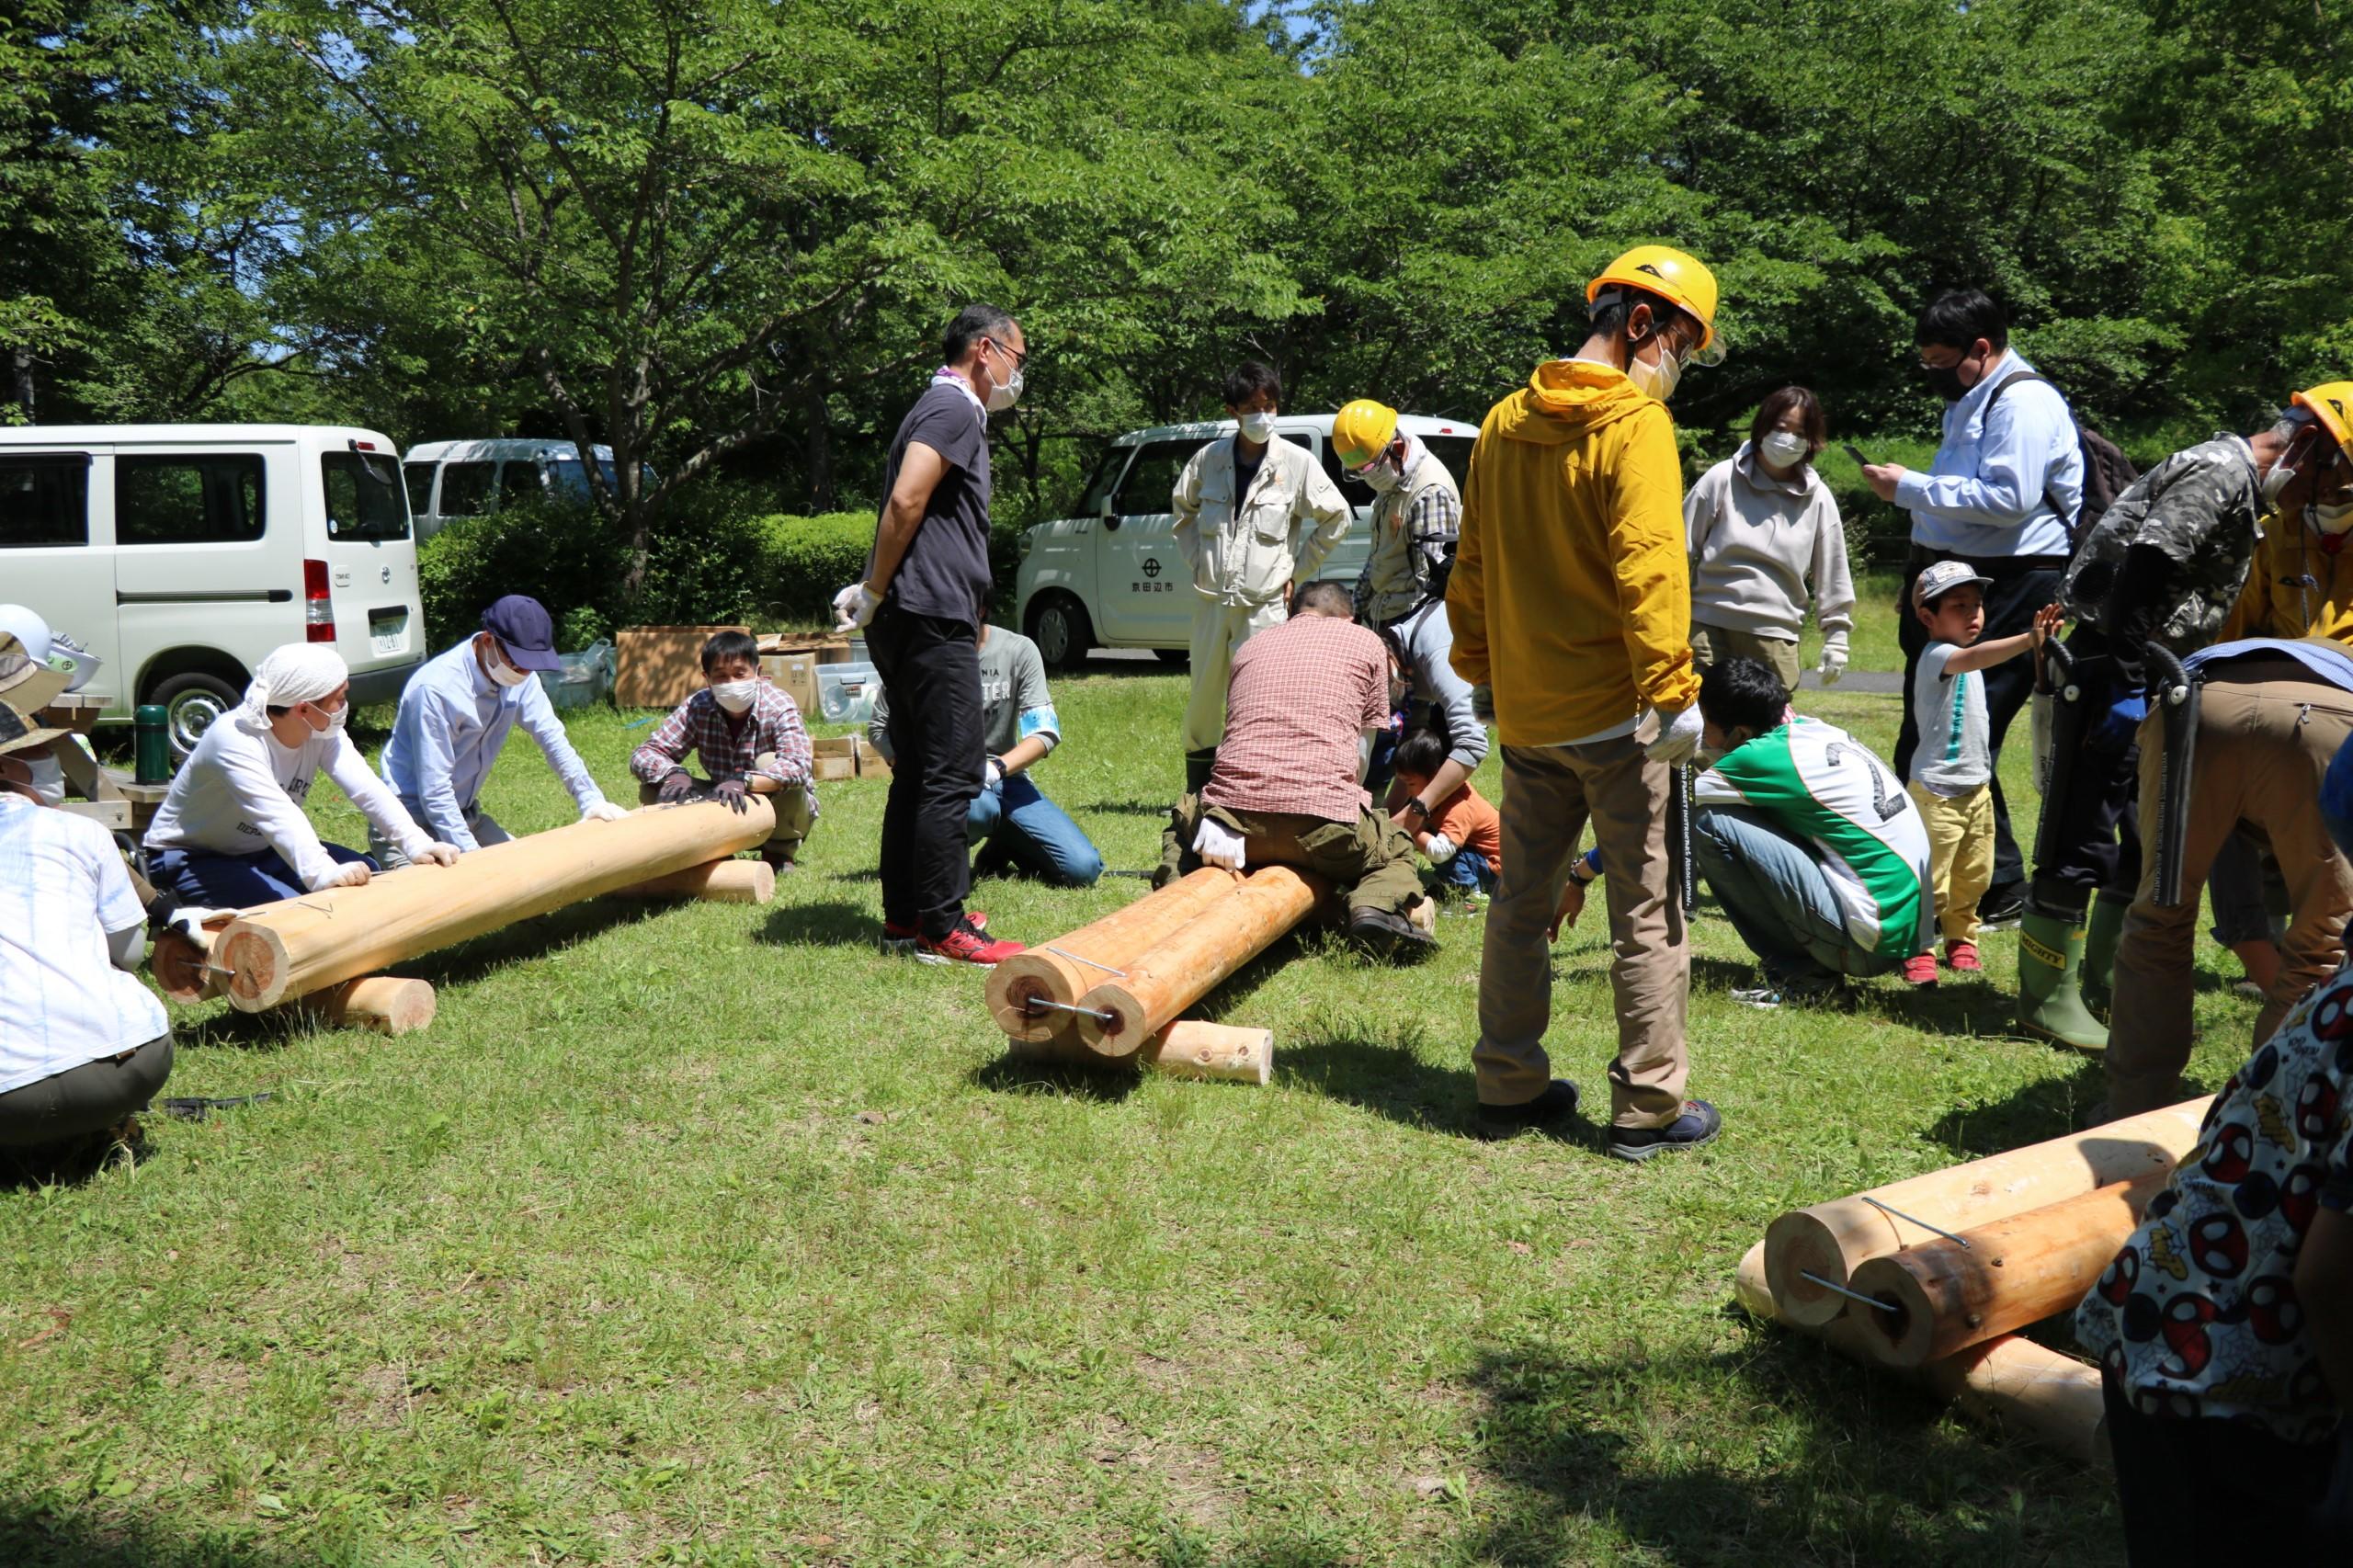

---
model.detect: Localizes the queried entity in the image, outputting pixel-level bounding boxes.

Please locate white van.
[0,424,426,756]
[404,438,637,541]
[1013,413,1477,668]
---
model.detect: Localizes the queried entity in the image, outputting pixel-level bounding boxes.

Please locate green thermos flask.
[134,704,171,783]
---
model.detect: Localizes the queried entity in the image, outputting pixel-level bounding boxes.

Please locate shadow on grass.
[0,1126,149,1195]
[1923,1060,2137,1161]
[969,1051,1143,1104]
[0,1500,322,1567]
[756,899,883,948]
[1439,1338,2120,1566]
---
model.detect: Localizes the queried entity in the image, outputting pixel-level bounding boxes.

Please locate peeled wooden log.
[1074,867,1326,1057]
[1143,1021,1273,1085]
[1847,1172,2165,1368]
[297,976,437,1037]
[985,868,1242,1041]
[1763,1096,2209,1326]
[1734,1242,2110,1467]
[151,911,240,1005]
[212,798,777,1011]
[610,857,775,903]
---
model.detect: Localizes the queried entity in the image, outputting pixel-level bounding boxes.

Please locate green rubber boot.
[2018,908,2109,1052]
[1184,748,1217,795]
[2078,888,2131,1019]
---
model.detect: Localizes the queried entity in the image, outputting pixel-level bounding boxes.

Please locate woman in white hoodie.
[1684,386,1856,694]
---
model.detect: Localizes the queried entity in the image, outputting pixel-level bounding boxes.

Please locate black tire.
[1153,647,1189,668]
[1027,593,1094,672]
[147,671,244,762]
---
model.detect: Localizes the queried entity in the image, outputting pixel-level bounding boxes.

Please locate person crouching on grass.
[1904,562,2063,985]
[628,630,816,871]
[1388,726,1501,901]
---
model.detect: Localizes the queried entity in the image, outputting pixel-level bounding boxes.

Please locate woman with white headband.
[142,644,459,908]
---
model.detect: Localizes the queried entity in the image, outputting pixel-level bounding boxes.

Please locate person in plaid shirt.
[628,631,816,870]
[1156,582,1433,960]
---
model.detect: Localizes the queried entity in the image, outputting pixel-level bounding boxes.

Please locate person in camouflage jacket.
[2018,397,2353,1054]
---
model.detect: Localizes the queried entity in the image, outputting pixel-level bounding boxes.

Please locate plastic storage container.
[816,662,881,723]
[540,639,617,711]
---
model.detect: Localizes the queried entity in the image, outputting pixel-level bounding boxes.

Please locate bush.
[417,498,1035,647]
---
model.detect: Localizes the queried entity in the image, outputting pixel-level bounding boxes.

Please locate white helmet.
[0,604,51,665]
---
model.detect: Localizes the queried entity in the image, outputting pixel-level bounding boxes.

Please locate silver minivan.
[403,438,643,541]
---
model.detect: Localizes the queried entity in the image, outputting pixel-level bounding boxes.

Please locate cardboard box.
[763,653,821,717]
[852,733,892,779]
[617,625,749,709]
[756,632,854,665]
[810,734,858,782]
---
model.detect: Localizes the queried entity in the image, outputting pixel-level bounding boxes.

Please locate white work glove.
[1191,815,1247,871]
[1645,704,1704,766]
[1819,632,1848,686]
[580,799,631,823]
[165,906,229,950]
[1424,832,1459,865]
[983,756,1006,790]
[313,860,372,892]
[833,581,881,632]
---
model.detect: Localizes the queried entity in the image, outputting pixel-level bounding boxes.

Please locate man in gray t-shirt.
[870,625,1102,887]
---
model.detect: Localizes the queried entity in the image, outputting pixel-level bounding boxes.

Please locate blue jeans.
[1692,806,1904,985]
[966,774,1103,887]
[1440,849,1497,894]
[147,842,375,909]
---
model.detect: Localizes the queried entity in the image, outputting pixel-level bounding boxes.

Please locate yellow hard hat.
[2292,381,2353,466]
[1332,399,1399,469]
[1587,244,1723,365]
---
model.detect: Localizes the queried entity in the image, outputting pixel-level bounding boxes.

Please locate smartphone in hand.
[1842,442,1875,468]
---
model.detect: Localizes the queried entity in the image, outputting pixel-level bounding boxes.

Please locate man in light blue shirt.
[1863,289,2084,926]
[374,596,626,865]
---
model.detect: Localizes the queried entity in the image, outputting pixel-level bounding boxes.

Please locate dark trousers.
[2029,624,2143,916]
[2104,1377,2351,1565]
[148,842,373,908]
[868,602,984,937]
[1895,551,2067,904]
[0,1033,174,1149]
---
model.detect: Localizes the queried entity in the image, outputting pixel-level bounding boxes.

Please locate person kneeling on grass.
[1691,656,1934,1008]
[868,623,1101,890]
[373,594,628,865]
[1388,727,1501,899]
[1157,581,1434,960]
[143,645,460,907]
[628,630,816,872]
[2075,959,2353,1563]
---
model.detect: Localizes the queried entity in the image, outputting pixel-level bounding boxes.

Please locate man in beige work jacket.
[1172,359,1352,791]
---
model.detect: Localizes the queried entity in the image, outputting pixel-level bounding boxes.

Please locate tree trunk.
[804,379,835,512]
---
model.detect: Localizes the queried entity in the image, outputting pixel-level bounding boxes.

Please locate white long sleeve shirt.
[146,714,432,890]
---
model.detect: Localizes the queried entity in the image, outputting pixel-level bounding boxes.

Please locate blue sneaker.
[1608,1099,1722,1164]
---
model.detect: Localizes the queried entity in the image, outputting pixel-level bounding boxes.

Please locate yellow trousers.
[1907,779,1993,946]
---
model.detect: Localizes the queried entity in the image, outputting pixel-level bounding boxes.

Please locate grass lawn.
[0,630,2268,1566]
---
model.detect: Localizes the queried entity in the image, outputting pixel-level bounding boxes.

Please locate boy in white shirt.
[1904,562,2062,984]
[143,644,459,908]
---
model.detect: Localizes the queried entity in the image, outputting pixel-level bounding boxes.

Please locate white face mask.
[484,643,531,687]
[711,678,758,714]
[1237,411,1277,444]
[2315,499,2353,537]
[1361,456,1403,494]
[1626,337,1682,403]
[1758,430,1810,471]
[982,338,1023,413]
[311,704,347,735]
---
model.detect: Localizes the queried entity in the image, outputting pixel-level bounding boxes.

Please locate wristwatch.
[1403,798,1431,822]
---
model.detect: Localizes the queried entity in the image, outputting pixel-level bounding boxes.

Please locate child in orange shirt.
[1390,729,1503,896]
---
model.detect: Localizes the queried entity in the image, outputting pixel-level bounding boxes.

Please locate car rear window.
[323,451,411,541]
[404,462,435,514]
[117,454,266,545]
[0,455,90,547]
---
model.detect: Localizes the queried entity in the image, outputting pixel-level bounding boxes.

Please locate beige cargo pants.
[1474,735,1688,1128]
[1181,597,1288,754]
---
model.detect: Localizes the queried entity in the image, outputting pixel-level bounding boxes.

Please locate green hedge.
[418,501,1028,650]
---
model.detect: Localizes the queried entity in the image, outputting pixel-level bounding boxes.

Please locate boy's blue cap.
[481,596,563,672]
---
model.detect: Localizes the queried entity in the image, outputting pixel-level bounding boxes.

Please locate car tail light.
[303,558,335,643]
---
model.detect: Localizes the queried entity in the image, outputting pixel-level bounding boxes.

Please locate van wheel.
[149,673,243,762]
[1153,648,1189,667]
[1028,594,1093,672]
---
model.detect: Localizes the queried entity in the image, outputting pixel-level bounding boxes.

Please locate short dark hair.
[1223,360,1281,409]
[1699,656,1789,736]
[1589,286,1699,350]
[1392,728,1447,780]
[1751,386,1827,458]
[1915,290,2008,353]
[1290,579,1352,619]
[700,630,760,673]
[943,303,1018,366]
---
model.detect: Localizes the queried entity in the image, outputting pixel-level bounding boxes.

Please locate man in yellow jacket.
[1449,244,1725,1159]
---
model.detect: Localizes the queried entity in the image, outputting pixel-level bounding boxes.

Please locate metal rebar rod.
[1044,945,1127,978]
[1862,1194,1972,1249]
[1800,1270,1898,1312]
[1022,995,1116,1024]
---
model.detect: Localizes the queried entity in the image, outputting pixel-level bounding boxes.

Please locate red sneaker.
[915,918,1024,970]
[882,910,985,954]
[1901,952,1939,987]
[1945,940,1983,972]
